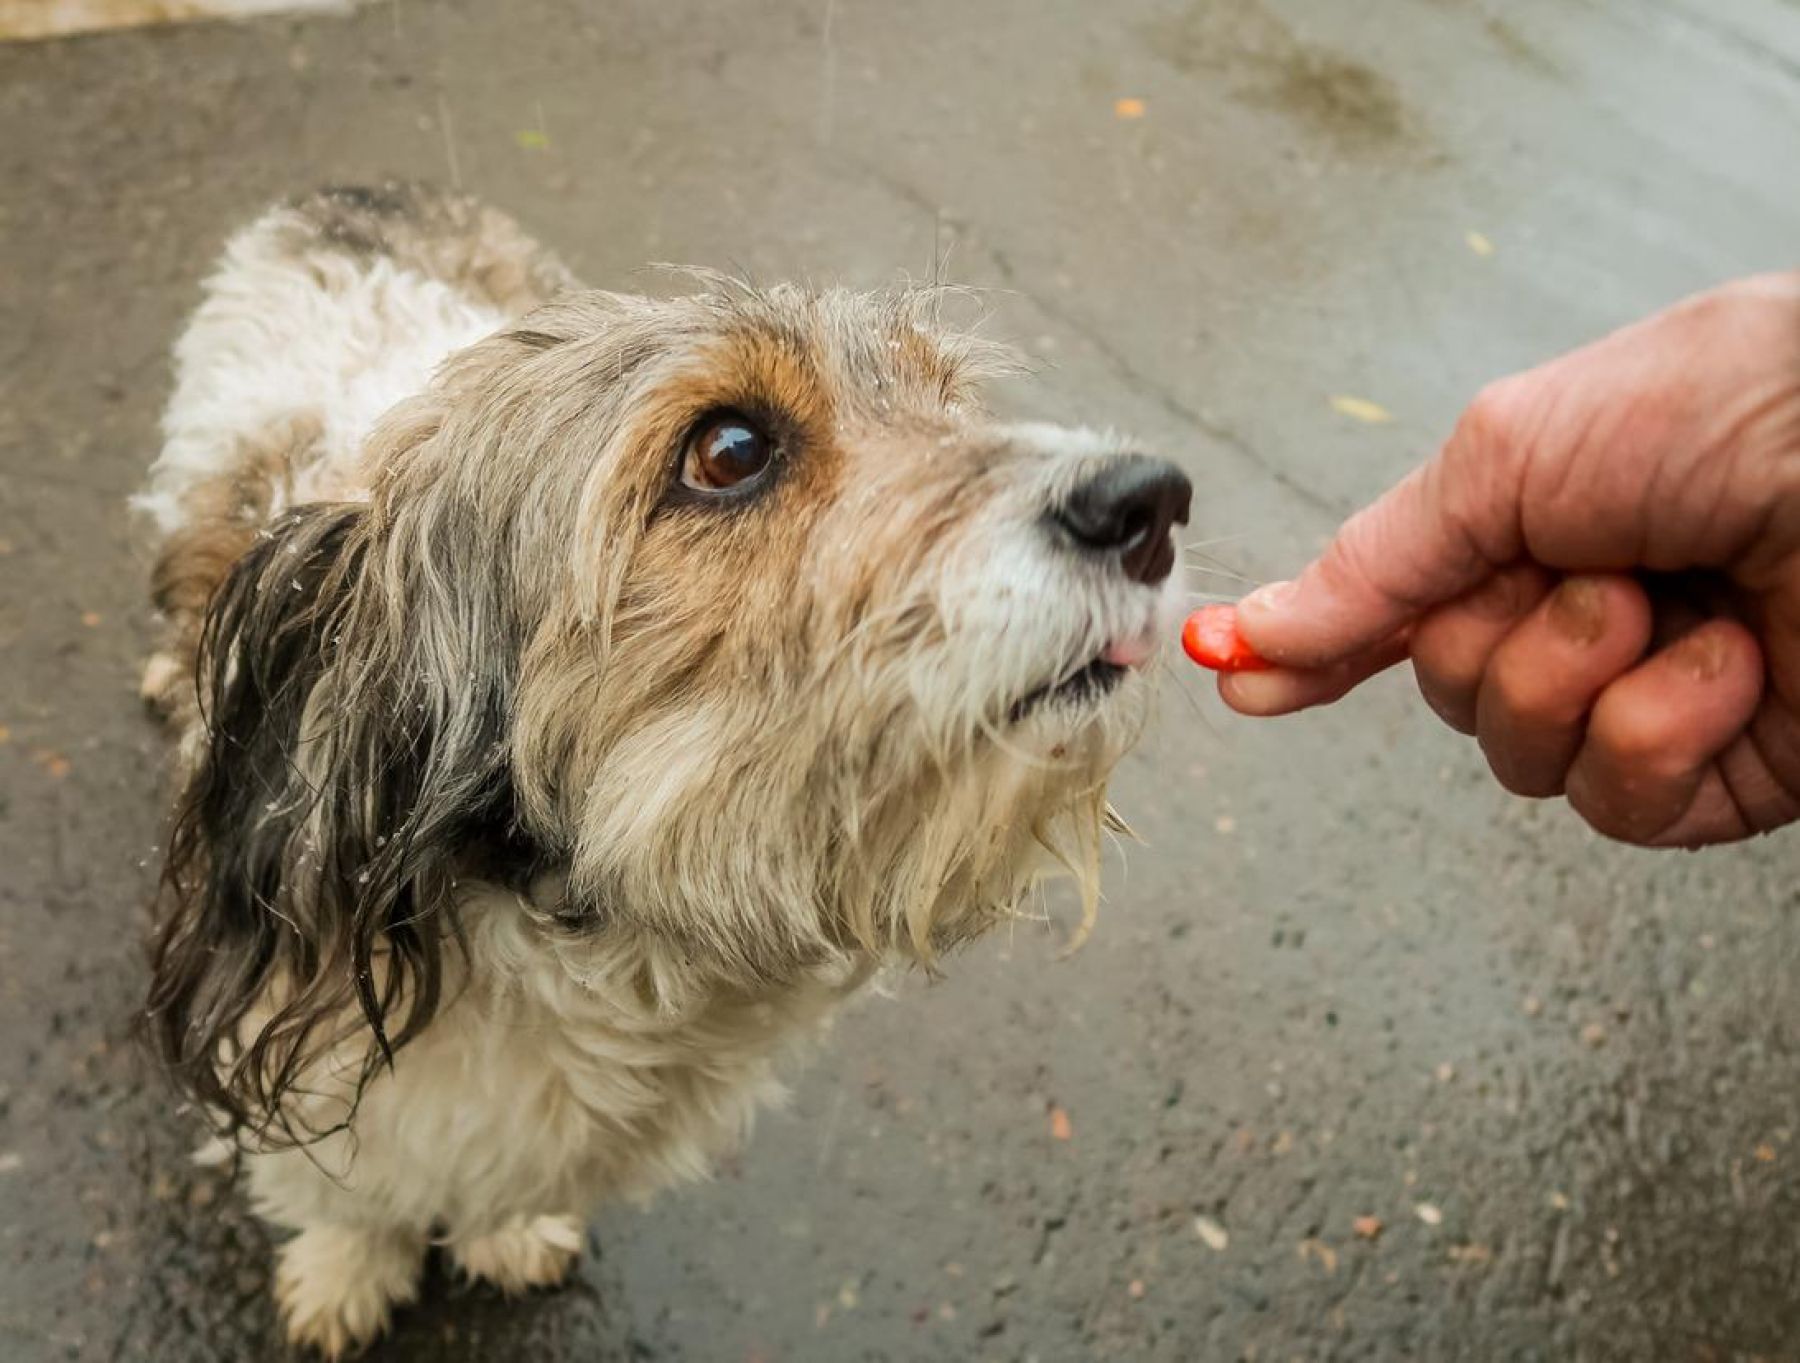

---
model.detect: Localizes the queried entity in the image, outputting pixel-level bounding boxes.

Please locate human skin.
[1218,272,1800,849]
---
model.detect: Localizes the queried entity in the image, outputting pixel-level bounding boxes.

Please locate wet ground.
[4,0,1800,1358]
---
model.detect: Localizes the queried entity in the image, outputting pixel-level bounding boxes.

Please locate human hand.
[1220,273,1800,848]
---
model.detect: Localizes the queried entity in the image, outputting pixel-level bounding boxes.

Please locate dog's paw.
[275,1224,423,1358]
[450,1213,585,1295]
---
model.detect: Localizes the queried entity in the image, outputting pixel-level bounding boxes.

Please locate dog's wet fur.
[137,183,1187,1354]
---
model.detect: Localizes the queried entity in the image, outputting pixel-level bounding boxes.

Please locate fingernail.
[1220,670,1295,714]
[1669,627,1729,682]
[1547,578,1606,645]
[1466,569,1535,621]
[1242,580,1297,616]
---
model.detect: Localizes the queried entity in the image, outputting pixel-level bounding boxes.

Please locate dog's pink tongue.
[1103,634,1157,669]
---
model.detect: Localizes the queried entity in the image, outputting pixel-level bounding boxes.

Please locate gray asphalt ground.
[4,1,1800,1359]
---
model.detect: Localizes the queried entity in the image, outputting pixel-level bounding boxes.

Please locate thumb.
[1237,396,1526,667]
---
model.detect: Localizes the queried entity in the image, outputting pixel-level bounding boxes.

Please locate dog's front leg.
[245,1137,430,1356]
[274,1222,427,1358]
[447,1212,587,1295]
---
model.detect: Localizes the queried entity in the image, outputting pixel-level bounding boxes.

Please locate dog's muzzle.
[1007,453,1192,722]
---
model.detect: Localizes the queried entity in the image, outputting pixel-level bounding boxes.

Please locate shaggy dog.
[137,183,1190,1355]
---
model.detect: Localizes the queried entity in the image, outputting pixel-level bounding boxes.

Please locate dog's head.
[152,279,1188,1130]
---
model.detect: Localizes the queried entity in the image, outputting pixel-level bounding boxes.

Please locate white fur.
[450,1214,586,1294]
[248,887,866,1234]
[274,1223,421,1357]
[138,207,504,536]
[243,884,867,1354]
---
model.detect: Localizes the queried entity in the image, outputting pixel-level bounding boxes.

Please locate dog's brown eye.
[682,414,772,492]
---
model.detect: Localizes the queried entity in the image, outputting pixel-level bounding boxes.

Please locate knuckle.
[1592,689,1685,774]
[1409,611,1482,689]
[1440,385,1531,564]
[1414,667,1476,734]
[1564,767,1656,844]
[1465,565,1547,621]
[1455,379,1529,461]
[1485,646,1572,727]
[1319,506,1389,593]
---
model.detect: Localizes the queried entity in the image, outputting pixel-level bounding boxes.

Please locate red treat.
[1181,604,1272,673]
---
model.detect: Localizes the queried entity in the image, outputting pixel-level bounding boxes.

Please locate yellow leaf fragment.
[1297,1238,1339,1274]
[1330,395,1395,425]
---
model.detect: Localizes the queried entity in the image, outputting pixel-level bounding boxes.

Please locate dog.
[137,183,1190,1355]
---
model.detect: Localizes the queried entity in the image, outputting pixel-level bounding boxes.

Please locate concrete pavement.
[4,1,1800,1358]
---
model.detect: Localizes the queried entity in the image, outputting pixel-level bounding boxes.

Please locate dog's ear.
[147,500,523,1143]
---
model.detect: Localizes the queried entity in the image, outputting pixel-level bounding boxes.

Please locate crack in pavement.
[1638,0,1800,86]
[829,154,1347,522]
[985,242,1348,522]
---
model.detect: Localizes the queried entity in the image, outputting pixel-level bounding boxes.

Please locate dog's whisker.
[1184,567,1255,588]
[1184,572,1255,594]
[1163,653,1224,742]
[1181,531,1253,550]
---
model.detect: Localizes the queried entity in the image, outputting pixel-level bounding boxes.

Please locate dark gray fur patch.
[275,179,581,315]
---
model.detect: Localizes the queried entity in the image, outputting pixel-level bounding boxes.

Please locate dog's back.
[137,184,574,722]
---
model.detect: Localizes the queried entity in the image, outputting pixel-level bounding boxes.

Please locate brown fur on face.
[149,238,1160,1143]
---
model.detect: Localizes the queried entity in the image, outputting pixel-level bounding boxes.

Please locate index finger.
[1237,402,1526,668]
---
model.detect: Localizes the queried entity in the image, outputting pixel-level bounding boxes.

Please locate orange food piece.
[1181,605,1271,673]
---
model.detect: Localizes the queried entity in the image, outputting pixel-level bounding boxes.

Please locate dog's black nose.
[1051,455,1192,585]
